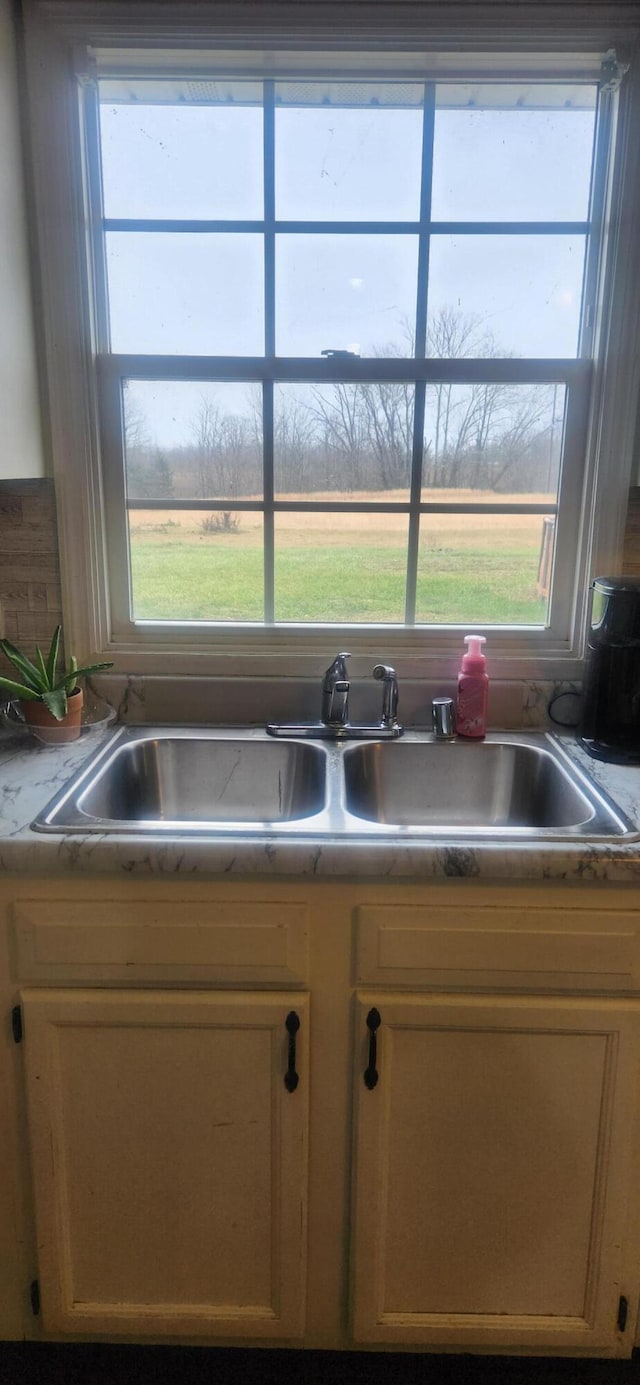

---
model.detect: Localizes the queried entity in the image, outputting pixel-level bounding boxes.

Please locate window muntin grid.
[96,75,599,630]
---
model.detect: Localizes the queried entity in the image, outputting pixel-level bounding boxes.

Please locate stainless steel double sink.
[31,726,636,842]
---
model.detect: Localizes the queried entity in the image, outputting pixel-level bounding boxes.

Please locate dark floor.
[1,1347,640,1385]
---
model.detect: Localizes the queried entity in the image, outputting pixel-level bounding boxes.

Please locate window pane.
[274,513,408,622]
[107,233,264,354]
[123,381,262,502]
[275,88,423,221]
[427,238,585,357]
[276,235,418,356]
[432,87,596,222]
[129,510,264,621]
[416,513,551,625]
[99,94,263,220]
[274,383,413,496]
[422,383,565,496]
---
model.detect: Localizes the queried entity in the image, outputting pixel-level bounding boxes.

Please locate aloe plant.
[0,626,112,721]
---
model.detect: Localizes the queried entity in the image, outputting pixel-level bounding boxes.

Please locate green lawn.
[130,536,546,625]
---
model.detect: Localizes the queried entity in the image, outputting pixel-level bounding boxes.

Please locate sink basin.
[343,736,628,835]
[33,729,327,832]
[31,727,635,841]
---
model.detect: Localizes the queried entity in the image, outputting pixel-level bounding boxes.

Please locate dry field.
[129,490,553,550]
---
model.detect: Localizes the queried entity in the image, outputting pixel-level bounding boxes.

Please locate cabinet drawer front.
[12,900,309,985]
[356,905,637,991]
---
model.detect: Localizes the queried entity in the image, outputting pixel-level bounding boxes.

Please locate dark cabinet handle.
[364,1007,381,1089]
[284,1010,300,1092]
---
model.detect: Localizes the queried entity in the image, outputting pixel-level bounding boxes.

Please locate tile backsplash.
[0,480,63,670]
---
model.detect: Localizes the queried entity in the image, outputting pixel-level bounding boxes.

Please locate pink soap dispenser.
[456,635,488,739]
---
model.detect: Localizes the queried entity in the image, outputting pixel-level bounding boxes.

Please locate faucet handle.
[322,652,351,689]
[321,652,351,726]
[432,696,456,740]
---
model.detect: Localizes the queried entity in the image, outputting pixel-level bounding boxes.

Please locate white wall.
[0,0,45,479]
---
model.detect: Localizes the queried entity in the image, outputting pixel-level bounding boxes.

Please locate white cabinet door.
[351,993,640,1353]
[21,989,309,1338]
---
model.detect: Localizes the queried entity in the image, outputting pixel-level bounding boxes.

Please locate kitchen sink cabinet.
[351,993,640,1354]
[19,988,309,1339]
[3,877,640,1356]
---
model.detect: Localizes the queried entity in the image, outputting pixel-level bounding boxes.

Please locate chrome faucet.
[267,652,403,739]
[321,652,351,726]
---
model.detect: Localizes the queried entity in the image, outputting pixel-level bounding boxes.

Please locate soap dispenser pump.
[456,635,488,739]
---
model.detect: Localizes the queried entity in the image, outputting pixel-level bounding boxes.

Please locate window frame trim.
[21,1,640,678]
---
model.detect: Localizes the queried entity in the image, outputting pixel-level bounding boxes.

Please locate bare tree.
[425,309,499,487]
[122,383,151,457]
[274,394,318,493]
[168,313,560,506]
[360,337,415,489]
[122,383,154,499]
[308,384,369,491]
[484,385,558,492]
[218,414,249,497]
[359,380,413,489]
[422,308,557,493]
[192,397,225,498]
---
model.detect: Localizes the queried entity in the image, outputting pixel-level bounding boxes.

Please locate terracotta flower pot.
[20,687,84,745]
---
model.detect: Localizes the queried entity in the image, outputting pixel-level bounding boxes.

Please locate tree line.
[125,310,563,501]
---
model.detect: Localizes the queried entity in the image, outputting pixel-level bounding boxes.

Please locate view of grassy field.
[128,491,551,625]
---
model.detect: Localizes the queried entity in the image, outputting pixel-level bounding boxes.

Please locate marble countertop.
[1,724,640,882]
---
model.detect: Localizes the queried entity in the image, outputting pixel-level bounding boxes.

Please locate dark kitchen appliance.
[579,576,640,762]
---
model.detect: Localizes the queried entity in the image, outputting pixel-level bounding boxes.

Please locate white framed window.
[22,5,640,679]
